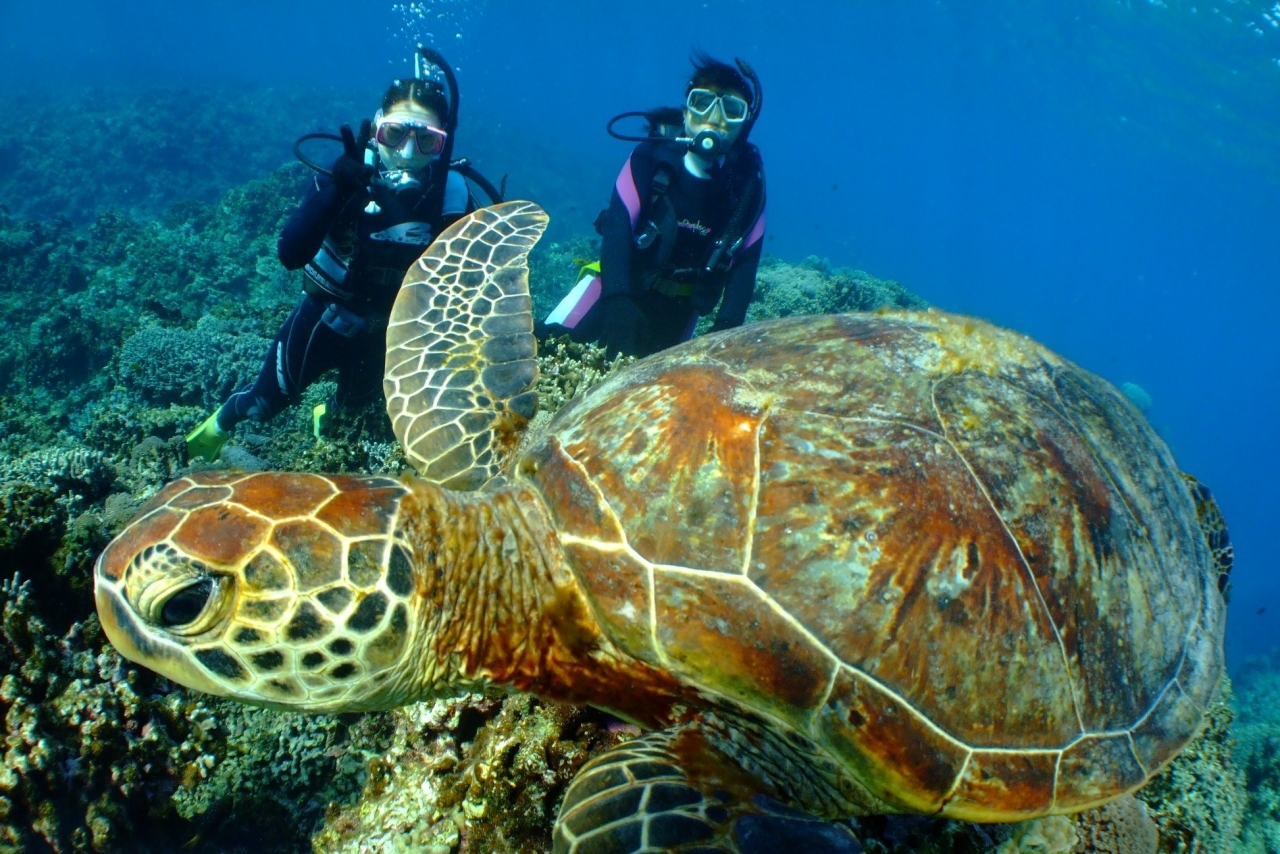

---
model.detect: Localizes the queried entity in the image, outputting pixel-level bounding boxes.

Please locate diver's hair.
[382,78,449,121]
[687,52,751,99]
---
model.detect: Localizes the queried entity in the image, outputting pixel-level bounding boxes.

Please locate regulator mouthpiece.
[690,129,724,158]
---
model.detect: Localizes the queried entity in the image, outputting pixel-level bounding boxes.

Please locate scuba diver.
[187,48,504,462]
[545,53,766,358]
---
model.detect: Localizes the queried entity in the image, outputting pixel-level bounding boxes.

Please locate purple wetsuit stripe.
[616,155,642,230]
[742,206,766,250]
[730,206,767,269]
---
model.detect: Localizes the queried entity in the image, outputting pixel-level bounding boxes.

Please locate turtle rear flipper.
[384,200,549,490]
[553,724,861,854]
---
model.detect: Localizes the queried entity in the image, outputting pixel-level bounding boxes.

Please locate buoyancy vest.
[612,141,765,300]
[303,167,472,316]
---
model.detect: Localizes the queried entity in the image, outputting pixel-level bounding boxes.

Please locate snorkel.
[401,47,459,205]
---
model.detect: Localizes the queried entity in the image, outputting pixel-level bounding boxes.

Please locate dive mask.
[686,88,750,124]
[374,116,448,156]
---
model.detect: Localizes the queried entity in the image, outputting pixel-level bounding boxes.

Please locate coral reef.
[0,85,363,225]
[1136,675,1245,853]
[1072,796,1159,854]
[996,816,1078,854]
[1232,650,1280,854]
[0,565,375,854]
[746,254,929,321]
[0,573,216,853]
[534,334,635,415]
[117,316,269,408]
[1,117,1256,854]
[0,166,305,457]
[313,695,632,854]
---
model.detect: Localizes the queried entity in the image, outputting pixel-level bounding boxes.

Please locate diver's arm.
[278,125,373,271]
[600,147,656,298]
[277,177,356,271]
[711,236,763,331]
[599,192,637,298]
[435,170,480,235]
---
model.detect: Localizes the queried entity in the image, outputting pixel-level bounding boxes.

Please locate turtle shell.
[519,310,1223,822]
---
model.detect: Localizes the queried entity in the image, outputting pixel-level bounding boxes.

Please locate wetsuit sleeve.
[277,175,360,271]
[599,145,655,299]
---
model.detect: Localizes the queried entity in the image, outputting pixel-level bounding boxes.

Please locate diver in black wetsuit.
[546,54,766,358]
[187,49,500,462]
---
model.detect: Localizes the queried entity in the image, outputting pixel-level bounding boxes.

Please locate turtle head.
[94,471,425,712]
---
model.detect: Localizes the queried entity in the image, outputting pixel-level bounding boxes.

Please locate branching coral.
[117,316,269,408]
[314,695,632,854]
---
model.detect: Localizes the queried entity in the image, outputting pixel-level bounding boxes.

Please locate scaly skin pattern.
[95,310,1227,824]
[93,469,693,718]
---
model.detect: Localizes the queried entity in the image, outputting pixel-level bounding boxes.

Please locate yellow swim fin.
[312,401,328,441]
[186,411,229,463]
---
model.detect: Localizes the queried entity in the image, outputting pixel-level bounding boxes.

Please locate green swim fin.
[186,411,229,463]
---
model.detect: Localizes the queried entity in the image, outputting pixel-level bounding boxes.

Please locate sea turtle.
[95,201,1227,853]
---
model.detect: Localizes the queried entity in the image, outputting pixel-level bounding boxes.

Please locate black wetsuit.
[568,139,765,357]
[217,162,475,431]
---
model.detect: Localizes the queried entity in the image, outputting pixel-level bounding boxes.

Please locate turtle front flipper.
[554,724,861,854]
[384,200,549,490]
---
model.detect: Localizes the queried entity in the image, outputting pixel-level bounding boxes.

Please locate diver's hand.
[330,120,374,196]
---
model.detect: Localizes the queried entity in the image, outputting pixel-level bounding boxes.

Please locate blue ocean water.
[1,0,1276,668]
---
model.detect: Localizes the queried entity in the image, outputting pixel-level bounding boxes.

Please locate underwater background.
[0,0,1277,852]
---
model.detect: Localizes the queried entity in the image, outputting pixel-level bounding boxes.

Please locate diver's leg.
[188,295,342,461]
[569,294,648,357]
[637,293,698,355]
[333,323,387,411]
[222,295,342,428]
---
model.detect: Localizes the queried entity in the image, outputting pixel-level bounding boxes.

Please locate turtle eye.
[159,578,216,628]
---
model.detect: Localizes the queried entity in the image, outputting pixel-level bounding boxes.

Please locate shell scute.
[1130,600,1223,768]
[167,484,235,511]
[948,749,1057,819]
[96,507,183,583]
[552,362,763,575]
[748,407,1079,749]
[314,482,407,539]
[228,472,335,518]
[270,520,342,591]
[1054,733,1147,811]
[173,504,270,567]
[814,666,968,814]
[652,568,836,724]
